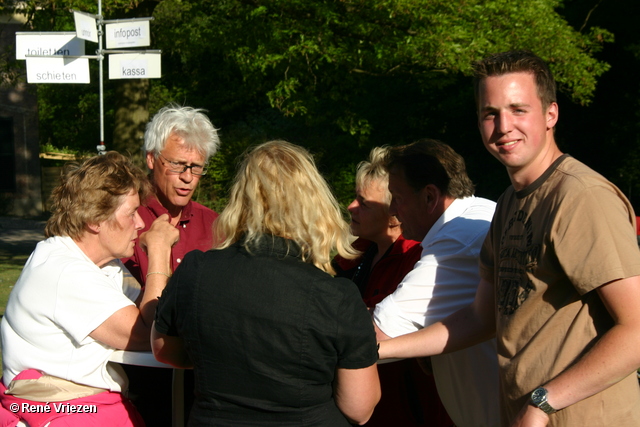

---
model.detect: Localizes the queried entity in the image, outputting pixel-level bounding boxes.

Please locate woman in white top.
[0,151,178,427]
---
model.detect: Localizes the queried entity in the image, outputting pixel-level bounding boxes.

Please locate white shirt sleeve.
[374,241,480,337]
[54,263,135,345]
[374,197,494,338]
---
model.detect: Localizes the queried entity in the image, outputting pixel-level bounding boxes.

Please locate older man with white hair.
[124,103,221,285]
[122,103,220,426]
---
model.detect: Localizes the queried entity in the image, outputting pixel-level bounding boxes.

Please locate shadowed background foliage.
[3,0,640,212]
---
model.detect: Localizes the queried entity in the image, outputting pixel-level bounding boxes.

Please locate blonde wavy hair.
[214,140,358,274]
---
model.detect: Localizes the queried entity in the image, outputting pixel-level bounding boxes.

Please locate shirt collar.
[240,234,303,259]
[389,235,413,256]
[58,236,120,277]
[59,235,95,264]
[421,196,475,247]
[144,196,194,224]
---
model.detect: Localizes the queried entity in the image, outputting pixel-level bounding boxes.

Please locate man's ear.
[146,152,156,170]
[546,102,559,130]
[422,184,441,214]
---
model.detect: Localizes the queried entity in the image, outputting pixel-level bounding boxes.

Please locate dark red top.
[122,196,218,285]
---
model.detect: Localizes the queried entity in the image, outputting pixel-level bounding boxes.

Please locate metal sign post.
[98,0,105,154]
[18,0,160,154]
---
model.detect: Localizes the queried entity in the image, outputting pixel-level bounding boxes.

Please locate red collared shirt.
[122,197,218,285]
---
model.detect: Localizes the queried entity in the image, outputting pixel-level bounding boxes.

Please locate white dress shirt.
[374,196,500,427]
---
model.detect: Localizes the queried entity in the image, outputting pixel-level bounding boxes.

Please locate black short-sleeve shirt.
[155,235,378,426]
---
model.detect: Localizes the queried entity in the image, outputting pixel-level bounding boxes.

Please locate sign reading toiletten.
[108,53,161,79]
[105,20,151,49]
[16,32,85,60]
[26,57,90,83]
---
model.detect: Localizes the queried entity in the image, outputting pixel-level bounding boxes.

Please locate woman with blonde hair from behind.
[153,140,381,426]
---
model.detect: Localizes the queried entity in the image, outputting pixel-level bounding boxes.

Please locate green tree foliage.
[153,0,611,123]
[554,0,640,210]
[149,0,612,205]
[12,0,615,208]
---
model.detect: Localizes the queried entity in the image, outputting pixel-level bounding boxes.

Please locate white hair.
[143,103,221,159]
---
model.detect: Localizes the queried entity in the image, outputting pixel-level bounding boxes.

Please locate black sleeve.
[154,249,204,336]
[334,278,379,369]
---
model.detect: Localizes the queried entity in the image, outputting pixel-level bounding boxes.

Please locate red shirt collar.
[144,196,193,224]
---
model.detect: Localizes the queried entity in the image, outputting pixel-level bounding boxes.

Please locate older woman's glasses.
[158,154,208,176]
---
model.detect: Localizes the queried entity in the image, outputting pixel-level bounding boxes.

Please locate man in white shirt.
[373,139,500,427]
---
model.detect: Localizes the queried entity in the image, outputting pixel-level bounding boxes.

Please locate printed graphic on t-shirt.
[497,209,538,315]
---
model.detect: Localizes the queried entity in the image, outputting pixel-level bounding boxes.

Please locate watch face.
[531,388,547,404]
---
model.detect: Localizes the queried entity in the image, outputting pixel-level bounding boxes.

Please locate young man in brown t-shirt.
[378,50,640,427]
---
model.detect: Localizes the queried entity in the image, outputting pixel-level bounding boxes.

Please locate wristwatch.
[530,387,557,415]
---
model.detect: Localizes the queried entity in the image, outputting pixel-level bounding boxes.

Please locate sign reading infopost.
[105,20,151,49]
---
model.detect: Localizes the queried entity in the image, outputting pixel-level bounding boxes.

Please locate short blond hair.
[214,140,358,274]
[355,146,392,206]
[45,151,151,240]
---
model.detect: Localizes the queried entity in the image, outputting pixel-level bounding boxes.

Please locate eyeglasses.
[158,154,208,176]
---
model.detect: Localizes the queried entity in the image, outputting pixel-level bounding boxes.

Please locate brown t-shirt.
[480,155,640,426]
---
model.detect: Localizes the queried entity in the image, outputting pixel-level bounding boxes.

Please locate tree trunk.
[112,78,149,164]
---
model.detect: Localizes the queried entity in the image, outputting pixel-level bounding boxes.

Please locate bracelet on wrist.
[146,271,172,279]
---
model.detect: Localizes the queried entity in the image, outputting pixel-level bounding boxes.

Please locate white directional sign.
[26,57,90,84]
[108,53,161,79]
[16,32,85,60]
[73,10,98,43]
[105,20,151,49]
[18,3,161,151]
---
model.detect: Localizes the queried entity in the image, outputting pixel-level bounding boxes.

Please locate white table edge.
[109,350,185,427]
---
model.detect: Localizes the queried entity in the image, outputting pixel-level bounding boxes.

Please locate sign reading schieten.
[26,57,90,84]
[16,32,85,60]
[105,21,151,49]
[108,53,161,79]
